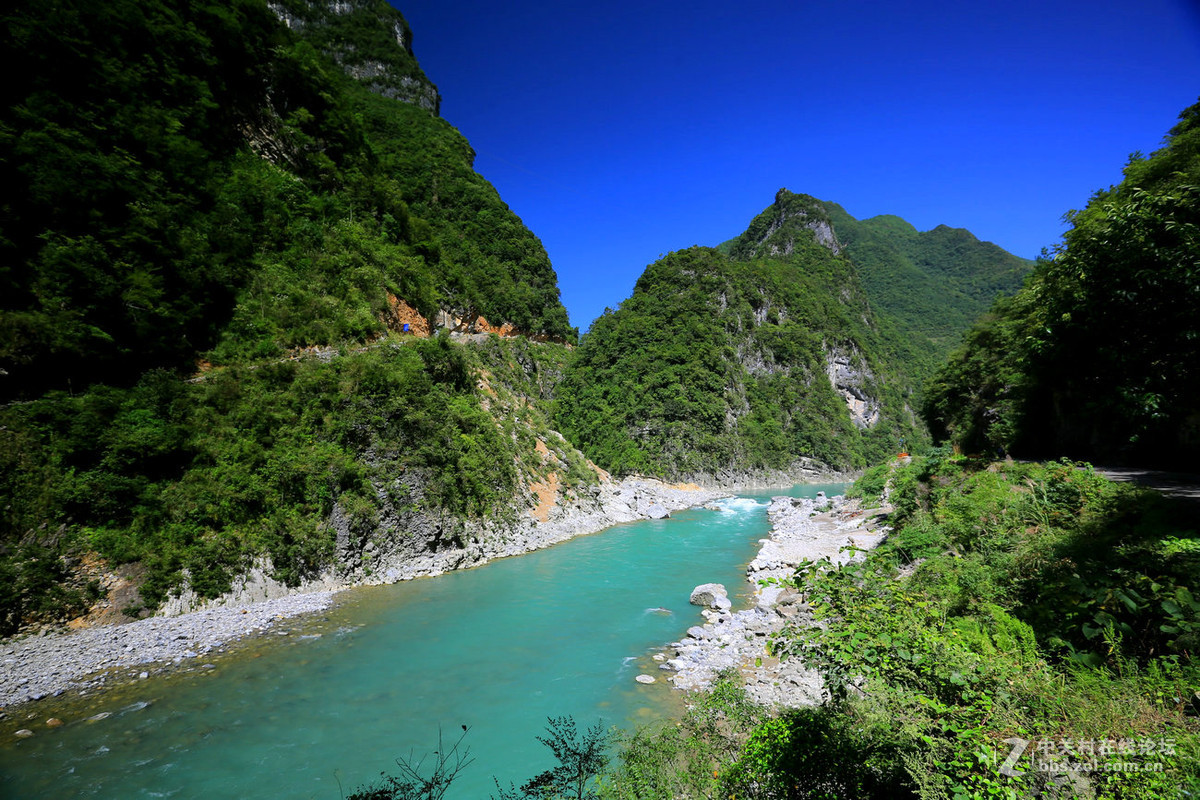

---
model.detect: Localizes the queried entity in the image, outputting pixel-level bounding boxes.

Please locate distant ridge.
[820,201,1033,377]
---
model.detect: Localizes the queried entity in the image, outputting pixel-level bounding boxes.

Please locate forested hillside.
[821,204,1032,381]
[0,0,573,401]
[924,100,1200,465]
[0,0,580,632]
[555,190,926,479]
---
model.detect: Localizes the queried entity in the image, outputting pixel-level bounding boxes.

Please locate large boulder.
[689,583,731,611]
[645,503,671,519]
[756,585,784,609]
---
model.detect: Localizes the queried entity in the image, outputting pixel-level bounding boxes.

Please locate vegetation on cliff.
[924,100,1200,465]
[555,191,926,479]
[0,333,593,632]
[0,0,573,403]
[0,0,579,631]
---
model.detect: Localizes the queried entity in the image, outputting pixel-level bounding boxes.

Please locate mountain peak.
[731,188,843,260]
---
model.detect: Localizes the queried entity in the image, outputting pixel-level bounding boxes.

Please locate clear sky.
[392,0,1200,332]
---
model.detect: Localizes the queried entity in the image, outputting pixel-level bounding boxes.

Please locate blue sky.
[393,0,1200,332]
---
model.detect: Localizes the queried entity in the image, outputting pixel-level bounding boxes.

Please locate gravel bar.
[0,592,335,709]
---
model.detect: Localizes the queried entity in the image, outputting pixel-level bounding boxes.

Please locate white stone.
[689,583,728,608]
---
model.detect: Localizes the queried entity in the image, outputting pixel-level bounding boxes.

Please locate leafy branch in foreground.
[345,716,610,800]
[492,716,610,800]
[344,726,473,800]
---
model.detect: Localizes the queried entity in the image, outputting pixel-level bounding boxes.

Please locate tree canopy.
[924,99,1200,465]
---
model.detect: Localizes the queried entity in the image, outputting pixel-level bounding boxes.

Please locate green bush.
[847,462,892,503]
[761,458,1200,797]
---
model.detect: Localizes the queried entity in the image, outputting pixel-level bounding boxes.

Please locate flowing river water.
[0,484,842,799]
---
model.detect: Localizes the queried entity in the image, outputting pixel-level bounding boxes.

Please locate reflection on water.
[0,484,841,799]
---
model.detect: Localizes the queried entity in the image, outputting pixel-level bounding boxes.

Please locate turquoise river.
[0,484,841,799]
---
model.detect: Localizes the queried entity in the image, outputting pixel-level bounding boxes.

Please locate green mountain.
[0,0,584,632]
[554,190,927,480]
[820,203,1033,380]
[924,99,1200,466]
[0,0,573,401]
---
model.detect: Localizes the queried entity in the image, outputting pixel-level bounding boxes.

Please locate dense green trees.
[925,100,1200,464]
[820,202,1033,385]
[354,89,575,340]
[0,338,533,628]
[555,193,926,478]
[0,0,578,629]
[1,0,291,394]
[0,0,573,402]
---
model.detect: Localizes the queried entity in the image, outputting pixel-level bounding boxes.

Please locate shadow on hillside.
[1015,486,1199,665]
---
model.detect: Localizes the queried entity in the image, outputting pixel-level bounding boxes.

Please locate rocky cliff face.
[732,189,844,260]
[826,345,881,429]
[269,0,441,113]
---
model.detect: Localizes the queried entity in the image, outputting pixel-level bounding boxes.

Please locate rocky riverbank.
[656,492,891,707]
[684,459,857,491]
[0,592,334,711]
[160,476,726,614]
[1,476,725,713]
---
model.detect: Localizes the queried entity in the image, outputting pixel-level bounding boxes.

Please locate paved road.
[1094,467,1200,506]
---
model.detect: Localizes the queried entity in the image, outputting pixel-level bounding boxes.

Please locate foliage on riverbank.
[750,456,1199,798]
[345,457,1197,798]
[591,458,1198,798]
[0,336,581,633]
